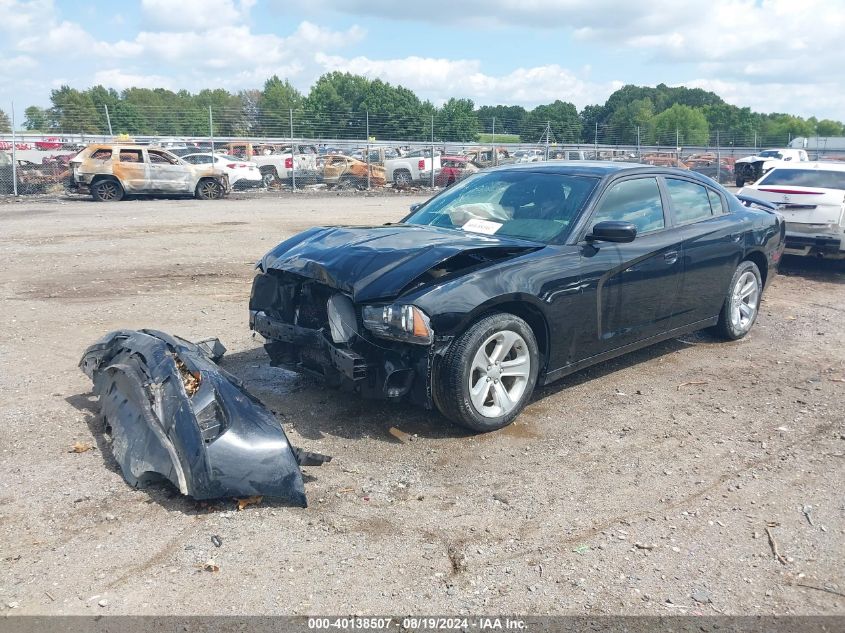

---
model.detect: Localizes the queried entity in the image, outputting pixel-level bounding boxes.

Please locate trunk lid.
[750,185,845,226]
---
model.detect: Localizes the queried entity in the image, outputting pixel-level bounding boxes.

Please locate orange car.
[323,155,385,188]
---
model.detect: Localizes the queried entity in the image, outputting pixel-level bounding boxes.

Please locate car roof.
[486,160,695,178]
[766,161,845,172]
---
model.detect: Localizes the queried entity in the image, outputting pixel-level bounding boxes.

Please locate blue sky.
[2,0,843,120]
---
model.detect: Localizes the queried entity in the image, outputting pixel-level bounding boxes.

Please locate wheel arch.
[90,174,121,186]
[743,249,769,287]
[448,295,551,376]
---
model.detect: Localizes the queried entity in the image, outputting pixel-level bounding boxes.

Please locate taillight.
[285,157,293,169]
[418,159,425,170]
[226,163,237,169]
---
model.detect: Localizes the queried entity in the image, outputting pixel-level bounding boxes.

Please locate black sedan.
[249,163,785,431]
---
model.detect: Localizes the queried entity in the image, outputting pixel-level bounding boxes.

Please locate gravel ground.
[0,192,843,616]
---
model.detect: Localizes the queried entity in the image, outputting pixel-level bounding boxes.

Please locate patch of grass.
[476,133,520,143]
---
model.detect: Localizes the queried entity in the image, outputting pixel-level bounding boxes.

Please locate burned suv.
[70,144,229,201]
[250,163,783,431]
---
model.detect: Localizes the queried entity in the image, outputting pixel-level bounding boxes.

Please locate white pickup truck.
[734,148,808,187]
[224,142,318,185]
[366,147,441,187]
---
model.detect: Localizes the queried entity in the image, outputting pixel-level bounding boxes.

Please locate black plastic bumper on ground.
[79,329,328,506]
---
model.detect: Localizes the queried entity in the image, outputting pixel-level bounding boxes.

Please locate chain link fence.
[2,104,842,197]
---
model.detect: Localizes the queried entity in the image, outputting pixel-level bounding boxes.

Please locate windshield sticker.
[462,218,503,235]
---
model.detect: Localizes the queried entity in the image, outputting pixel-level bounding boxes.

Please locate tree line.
[6,73,844,147]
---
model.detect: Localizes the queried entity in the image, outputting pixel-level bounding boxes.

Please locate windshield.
[759,168,845,189]
[759,150,783,159]
[404,171,599,243]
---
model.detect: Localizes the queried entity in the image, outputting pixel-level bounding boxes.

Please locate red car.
[35,137,63,151]
[435,155,479,187]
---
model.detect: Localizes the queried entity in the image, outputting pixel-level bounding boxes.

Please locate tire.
[434,313,539,432]
[735,175,745,187]
[714,260,762,340]
[393,169,412,188]
[261,167,278,187]
[91,178,124,202]
[195,178,222,200]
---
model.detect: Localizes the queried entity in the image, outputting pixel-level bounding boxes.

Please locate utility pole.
[366,110,370,190]
[492,117,496,166]
[676,128,679,150]
[594,122,598,159]
[10,101,17,196]
[208,106,214,155]
[430,114,435,188]
[636,125,641,159]
[104,104,113,137]
[544,121,550,160]
[716,130,721,183]
[290,108,296,190]
[753,130,757,149]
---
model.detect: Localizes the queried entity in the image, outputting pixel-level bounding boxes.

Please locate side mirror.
[409,203,422,213]
[586,221,637,243]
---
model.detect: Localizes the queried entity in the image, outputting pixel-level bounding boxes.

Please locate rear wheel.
[714,260,762,340]
[393,169,412,188]
[435,313,539,432]
[260,167,278,186]
[91,178,124,202]
[195,178,222,200]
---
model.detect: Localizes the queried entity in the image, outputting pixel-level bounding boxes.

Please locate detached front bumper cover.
[79,329,328,506]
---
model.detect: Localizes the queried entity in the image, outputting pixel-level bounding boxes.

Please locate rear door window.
[119,149,143,163]
[707,189,725,214]
[665,178,713,224]
[148,150,179,164]
[591,177,665,234]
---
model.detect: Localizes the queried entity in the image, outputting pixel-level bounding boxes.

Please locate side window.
[148,150,179,165]
[591,177,665,234]
[707,189,726,214]
[119,149,143,163]
[91,149,112,160]
[665,178,713,224]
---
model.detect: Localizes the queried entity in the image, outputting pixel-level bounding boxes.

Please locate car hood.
[736,155,780,164]
[259,224,542,302]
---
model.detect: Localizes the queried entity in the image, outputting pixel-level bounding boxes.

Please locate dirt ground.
[0,191,843,616]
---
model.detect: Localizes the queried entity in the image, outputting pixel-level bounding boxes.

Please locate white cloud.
[93,69,174,91]
[17,20,94,54]
[315,53,619,108]
[684,78,845,120]
[139,0,247,31]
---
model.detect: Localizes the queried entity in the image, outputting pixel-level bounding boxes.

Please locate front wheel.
[714,260,762,340]
[435,313,539,432]
[195,179,222,200]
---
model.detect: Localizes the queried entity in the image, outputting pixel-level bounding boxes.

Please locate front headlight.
[362,304,433,345]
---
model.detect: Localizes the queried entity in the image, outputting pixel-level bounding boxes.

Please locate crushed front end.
[249,269,440,408]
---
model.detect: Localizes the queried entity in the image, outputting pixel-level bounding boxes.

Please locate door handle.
[664,251,679,264]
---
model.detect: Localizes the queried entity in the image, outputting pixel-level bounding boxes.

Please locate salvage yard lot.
[0,193,843,615]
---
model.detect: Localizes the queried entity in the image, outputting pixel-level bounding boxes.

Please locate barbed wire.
[3,104,830,151]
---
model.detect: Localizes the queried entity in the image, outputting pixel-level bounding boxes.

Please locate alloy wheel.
[730,270,759,332]
[468,330,531,418]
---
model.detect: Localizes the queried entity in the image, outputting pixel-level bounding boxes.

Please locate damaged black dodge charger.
[250,163,784,431]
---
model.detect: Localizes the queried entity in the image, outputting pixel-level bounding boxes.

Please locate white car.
[739,162,845,259]
[182,153,263,190]
[513,149,543,163]
[734,148,809,187]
